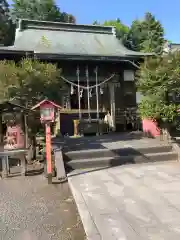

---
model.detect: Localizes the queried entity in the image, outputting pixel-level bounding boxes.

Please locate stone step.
[64,145,173,161]
[67,160,179,177]
[65,151,178,170]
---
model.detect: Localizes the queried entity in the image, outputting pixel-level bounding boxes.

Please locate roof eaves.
[31,99,61,110]
[34,52,145,61]
[0,46,33,55]
[126,52,154,57]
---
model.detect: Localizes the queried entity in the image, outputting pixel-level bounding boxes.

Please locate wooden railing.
[0,149,28,178]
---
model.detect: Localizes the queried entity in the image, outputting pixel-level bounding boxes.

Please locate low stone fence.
[52,142,67,182]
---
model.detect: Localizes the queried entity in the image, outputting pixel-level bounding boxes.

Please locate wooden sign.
[4,125,25,150]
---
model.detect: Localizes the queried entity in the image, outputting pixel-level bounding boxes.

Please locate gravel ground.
[0,175,86,240]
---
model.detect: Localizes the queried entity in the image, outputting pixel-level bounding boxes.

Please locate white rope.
[60,59,140,91]
[60,73,116,90]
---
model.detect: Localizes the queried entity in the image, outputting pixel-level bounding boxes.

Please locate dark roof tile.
[0,19,152,58]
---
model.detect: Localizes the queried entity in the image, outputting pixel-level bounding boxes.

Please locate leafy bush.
[137,52,180,123]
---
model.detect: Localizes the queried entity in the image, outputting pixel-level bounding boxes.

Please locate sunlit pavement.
[69,161,180,240]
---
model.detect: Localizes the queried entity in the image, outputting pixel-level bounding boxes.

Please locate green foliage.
[0,60,18,101]
[0,0,15,45]
[0,58,65,107]
[137,53,180,95]
[138,96,161,120]
[93,18,129,39]
[125,12,165,54]
[10,0,76,23]
[93,13,164,54]
[137,52,180,122]
[138,97,178,122]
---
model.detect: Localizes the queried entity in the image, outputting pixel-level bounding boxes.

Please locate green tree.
[93,18,129,39]
[0,58,64,107]
[0,0,15,45]
[10,0,76,23]
[125,12,165,54]
[0,58,65,158]
[136,53,180,122]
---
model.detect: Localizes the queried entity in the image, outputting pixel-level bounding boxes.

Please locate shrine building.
[0,19,151,136]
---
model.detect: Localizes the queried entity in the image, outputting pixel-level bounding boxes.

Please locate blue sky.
[56,0,180,43]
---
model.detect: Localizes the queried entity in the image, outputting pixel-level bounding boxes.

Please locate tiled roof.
[0,19,152,58]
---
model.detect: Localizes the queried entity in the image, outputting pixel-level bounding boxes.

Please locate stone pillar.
[62,88,71,109]
[109,82,116,131]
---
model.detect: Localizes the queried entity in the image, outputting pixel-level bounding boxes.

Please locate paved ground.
[62,132,168,152]
[0,175,85,240]
[69,161,180,240]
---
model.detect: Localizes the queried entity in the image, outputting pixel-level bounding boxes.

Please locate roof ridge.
[18,19,114,35]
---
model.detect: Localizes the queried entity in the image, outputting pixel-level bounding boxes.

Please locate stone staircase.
[63,135,178,172]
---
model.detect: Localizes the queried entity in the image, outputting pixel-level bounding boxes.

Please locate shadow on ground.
[53,131,145,152]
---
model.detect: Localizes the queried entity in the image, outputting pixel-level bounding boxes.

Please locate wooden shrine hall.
[0,19,151,136]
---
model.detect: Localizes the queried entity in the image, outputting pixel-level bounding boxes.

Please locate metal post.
[86,65,91,119]
[95,66,99,120]
[77,66,81,119]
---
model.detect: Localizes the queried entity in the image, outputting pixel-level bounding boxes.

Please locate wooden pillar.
[24,114,28,148]
[109,82,116,131]
[54,110,61,136]
[73,119,79,136]
[0,113,3,143]
[19,112,26,148]
[20,113,27,174]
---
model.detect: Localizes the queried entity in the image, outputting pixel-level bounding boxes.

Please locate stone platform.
[61,132,178,171]
[69,161,180,239]
[62,132,164,152]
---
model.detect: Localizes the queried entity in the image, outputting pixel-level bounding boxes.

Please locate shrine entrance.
[60,65,116,136]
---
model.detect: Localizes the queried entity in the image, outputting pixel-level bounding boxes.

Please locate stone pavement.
[62,132,168,152]
[68,161,180,239]
[0,175,85,240]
